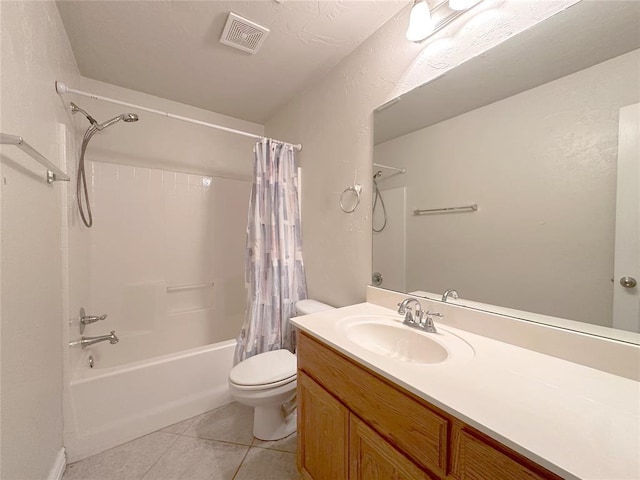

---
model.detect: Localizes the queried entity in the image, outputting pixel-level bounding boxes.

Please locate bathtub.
[64,339,235,463]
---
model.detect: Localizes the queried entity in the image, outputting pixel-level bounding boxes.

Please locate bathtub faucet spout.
[77,331,119,348]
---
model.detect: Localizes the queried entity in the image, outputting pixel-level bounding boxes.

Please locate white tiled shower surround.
[64,161,251,461]
[78,161,250,368]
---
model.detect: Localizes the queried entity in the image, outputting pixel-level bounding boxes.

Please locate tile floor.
[63,402,301,480]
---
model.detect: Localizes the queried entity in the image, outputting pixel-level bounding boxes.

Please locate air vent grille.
[220,12,270,54]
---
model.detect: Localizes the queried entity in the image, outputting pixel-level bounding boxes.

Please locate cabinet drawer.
[452,428,563,480]
[298,332,448,477]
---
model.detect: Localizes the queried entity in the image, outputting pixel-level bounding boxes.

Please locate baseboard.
[47,448,66,480]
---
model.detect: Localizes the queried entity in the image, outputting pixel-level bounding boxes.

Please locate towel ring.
[340,184,361,213]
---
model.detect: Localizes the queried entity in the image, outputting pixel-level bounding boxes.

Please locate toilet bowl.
[228,299,334,441]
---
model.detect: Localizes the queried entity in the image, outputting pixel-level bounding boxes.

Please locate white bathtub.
[64,339,235,463]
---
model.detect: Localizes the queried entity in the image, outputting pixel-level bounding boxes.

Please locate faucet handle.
[81,313,108,325]
[421,312,441,333]
[404,309,416,324]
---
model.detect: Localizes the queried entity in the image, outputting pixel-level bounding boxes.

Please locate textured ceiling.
[56,0,405,123]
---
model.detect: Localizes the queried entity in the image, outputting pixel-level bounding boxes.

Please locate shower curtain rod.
[55,81,302,151]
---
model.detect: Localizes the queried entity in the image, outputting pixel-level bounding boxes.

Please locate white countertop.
[291,302,640,480]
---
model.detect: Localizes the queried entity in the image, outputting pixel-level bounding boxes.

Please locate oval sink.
[337,314,474,365]
[347,322,448,364]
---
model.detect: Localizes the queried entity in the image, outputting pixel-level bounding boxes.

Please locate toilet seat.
[229,349,297,390]
[230,375,296,391]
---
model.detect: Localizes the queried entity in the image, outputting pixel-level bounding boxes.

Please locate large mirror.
[372,0,640,344]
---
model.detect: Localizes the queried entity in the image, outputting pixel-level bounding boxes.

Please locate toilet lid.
[229,349,297,387]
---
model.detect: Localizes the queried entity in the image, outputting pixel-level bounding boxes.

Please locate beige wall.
[374,50,640,326]
[0,1,80,478]
[266,0,579,307]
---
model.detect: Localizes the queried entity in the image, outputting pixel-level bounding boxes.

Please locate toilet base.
[253,405,297,441]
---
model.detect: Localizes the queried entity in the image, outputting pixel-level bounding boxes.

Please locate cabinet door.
[298,371,349,480]
[350,415,435,480]
[452,429,561,480]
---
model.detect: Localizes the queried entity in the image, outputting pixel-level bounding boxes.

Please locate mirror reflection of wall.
[373,0,640,335]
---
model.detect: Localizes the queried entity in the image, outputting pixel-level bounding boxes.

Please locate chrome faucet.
[397,297,423,324]
[397,297,440,333]
[75,331,119,348]
[442,288,459,303]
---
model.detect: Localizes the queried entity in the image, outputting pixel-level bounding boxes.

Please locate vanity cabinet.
[298,371,349,479]
[349,414,434,480]
[297,331,563,480]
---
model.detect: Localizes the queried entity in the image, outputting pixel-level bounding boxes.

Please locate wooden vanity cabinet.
[297,331,563,480]
[350,414,435,480]
[450,428,556,480]
[298,371,349,479]
[298,371,433,480]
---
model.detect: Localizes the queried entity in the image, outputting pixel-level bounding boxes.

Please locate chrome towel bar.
[413,204,478,215]
[0,132,70,183]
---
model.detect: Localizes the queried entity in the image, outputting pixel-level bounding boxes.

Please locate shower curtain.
[234,138,307,364]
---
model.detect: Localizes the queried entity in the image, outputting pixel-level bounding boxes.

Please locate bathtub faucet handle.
[80,313,108,325]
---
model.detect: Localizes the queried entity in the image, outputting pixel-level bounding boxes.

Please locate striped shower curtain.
[234,138,308,364]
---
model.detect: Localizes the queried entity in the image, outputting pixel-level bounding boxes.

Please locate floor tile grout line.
[231,443,254,480]
[251,444,297,453]
[137,432,182,480]
[180,432,255,448]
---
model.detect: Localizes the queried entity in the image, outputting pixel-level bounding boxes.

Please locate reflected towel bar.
[0,133,70,183]
[166,282,214,292]
[373,163,406,174]
[413,204,478,215]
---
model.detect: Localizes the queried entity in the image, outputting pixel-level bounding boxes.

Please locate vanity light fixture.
[406,0,434,42]
[406,0,484,43]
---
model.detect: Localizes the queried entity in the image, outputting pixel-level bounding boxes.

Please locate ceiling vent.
[220,12,270,55]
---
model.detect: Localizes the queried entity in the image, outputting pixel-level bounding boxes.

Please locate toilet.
[228,299,334,441]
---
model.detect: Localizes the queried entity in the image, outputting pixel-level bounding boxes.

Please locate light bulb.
[406,0,434,42]
[449,0,481,11]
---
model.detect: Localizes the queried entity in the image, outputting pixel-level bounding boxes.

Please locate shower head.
[95,112,139,130]
[71,102,139,130]
[122,113,139,122]
[70,102,98,126]
[373,171,383,180]
[76,107,139,229]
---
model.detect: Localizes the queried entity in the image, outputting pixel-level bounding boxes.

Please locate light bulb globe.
[406,0,434,42]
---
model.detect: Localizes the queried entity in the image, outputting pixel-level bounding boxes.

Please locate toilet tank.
[295,299,334,316]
